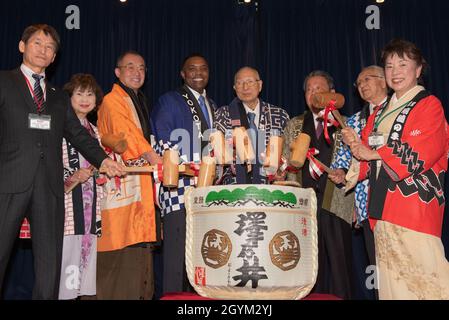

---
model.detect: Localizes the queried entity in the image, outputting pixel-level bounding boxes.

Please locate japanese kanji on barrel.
[185,185,318,300]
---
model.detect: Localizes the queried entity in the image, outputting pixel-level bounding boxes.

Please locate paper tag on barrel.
[185,184,318,300]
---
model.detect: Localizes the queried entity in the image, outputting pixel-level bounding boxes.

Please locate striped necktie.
[32,73,45,113]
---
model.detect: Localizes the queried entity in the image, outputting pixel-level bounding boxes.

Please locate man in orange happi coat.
[96,51,161,300]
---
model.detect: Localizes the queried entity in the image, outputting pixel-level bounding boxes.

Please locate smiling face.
[233,67,262,109]
[181,56,209,94]
[19,30,57,74]
[384,53,422,99]
[115,53,146,92]
[71,87,97,119]
[356,68,387,104]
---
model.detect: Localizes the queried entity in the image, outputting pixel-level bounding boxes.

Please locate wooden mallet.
[65,133,131,194]
[289,132,331,174]
[65,133,195,193]
[264,134,284,172]
[197,156,217,187]
[290,133,311,168]
[312,92,346,129]
[209,130,233,165]
[233,126,256,164]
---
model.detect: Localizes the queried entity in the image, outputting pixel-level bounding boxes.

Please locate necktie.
[32,73,45,113]
[247,112,257,154]
[198,95,211,129]
[316,120,323,139]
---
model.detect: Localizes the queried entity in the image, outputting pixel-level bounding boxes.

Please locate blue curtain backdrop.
[1,0,449,249]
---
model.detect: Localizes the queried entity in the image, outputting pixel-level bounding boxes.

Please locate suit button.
[37,142,42,148]
[40,152,44,159]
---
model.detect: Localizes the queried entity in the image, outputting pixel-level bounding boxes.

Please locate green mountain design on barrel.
[205,186,297,207]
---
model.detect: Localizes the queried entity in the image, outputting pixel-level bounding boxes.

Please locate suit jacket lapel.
[206,97,216,125]
[179,85,209,132]
[45,82,57,115]
[303,112,317,146]
[12,68,37,113]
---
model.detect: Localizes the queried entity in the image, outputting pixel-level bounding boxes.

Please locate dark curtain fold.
[1,0,449,253]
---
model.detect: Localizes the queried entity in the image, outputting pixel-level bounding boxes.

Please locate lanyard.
[23,74,45,113]
[374,101,408,131]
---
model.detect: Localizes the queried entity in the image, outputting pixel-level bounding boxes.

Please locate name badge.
[29,114,51,130]
[368,132,384,149]
[150,134,156,148]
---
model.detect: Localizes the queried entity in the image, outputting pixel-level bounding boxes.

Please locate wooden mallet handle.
[100,166,155,173]
[64,166,95,194]
[309,156,332,174]
[331,110,347,129]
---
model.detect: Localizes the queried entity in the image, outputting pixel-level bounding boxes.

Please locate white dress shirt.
[20,63,47,100]
[186,85,213,127]
[243,100,261,128]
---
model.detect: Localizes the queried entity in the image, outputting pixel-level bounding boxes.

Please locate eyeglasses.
[234,79,261,89]
[117,64,147,73]
[32,40,57,53]
[353,75,384,88]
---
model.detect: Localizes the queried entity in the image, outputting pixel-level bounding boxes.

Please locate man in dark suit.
[151,53,217,294]
[282,70,354,299]
[0,24,125,299]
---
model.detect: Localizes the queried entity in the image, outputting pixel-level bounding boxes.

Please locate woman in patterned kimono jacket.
[343,39,449,299]
[58,74,105,299]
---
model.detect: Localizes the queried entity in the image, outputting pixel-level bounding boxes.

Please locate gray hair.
[303,70,335,92]
[234,66,261,83]
[360,65,385,77]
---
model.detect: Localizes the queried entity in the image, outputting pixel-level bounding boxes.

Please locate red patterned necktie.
[32,73,45,113]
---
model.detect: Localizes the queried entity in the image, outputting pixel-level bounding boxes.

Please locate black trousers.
[312,209,353,300]
[361,219,378,299]
[0,161,64,299]
[361,219,376,268]
[351,220,378,300]
[162,208,194,295]
[2,239,34,299]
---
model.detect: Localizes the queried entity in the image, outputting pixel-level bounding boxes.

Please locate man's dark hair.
[303,70,335,92]
[181,53,208,70]
[21,24,60,52]
[116,50,145,67]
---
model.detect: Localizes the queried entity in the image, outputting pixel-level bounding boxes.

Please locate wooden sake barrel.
[185,184,318,300]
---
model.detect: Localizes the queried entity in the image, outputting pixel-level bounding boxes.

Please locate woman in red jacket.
[343,39,449,299]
